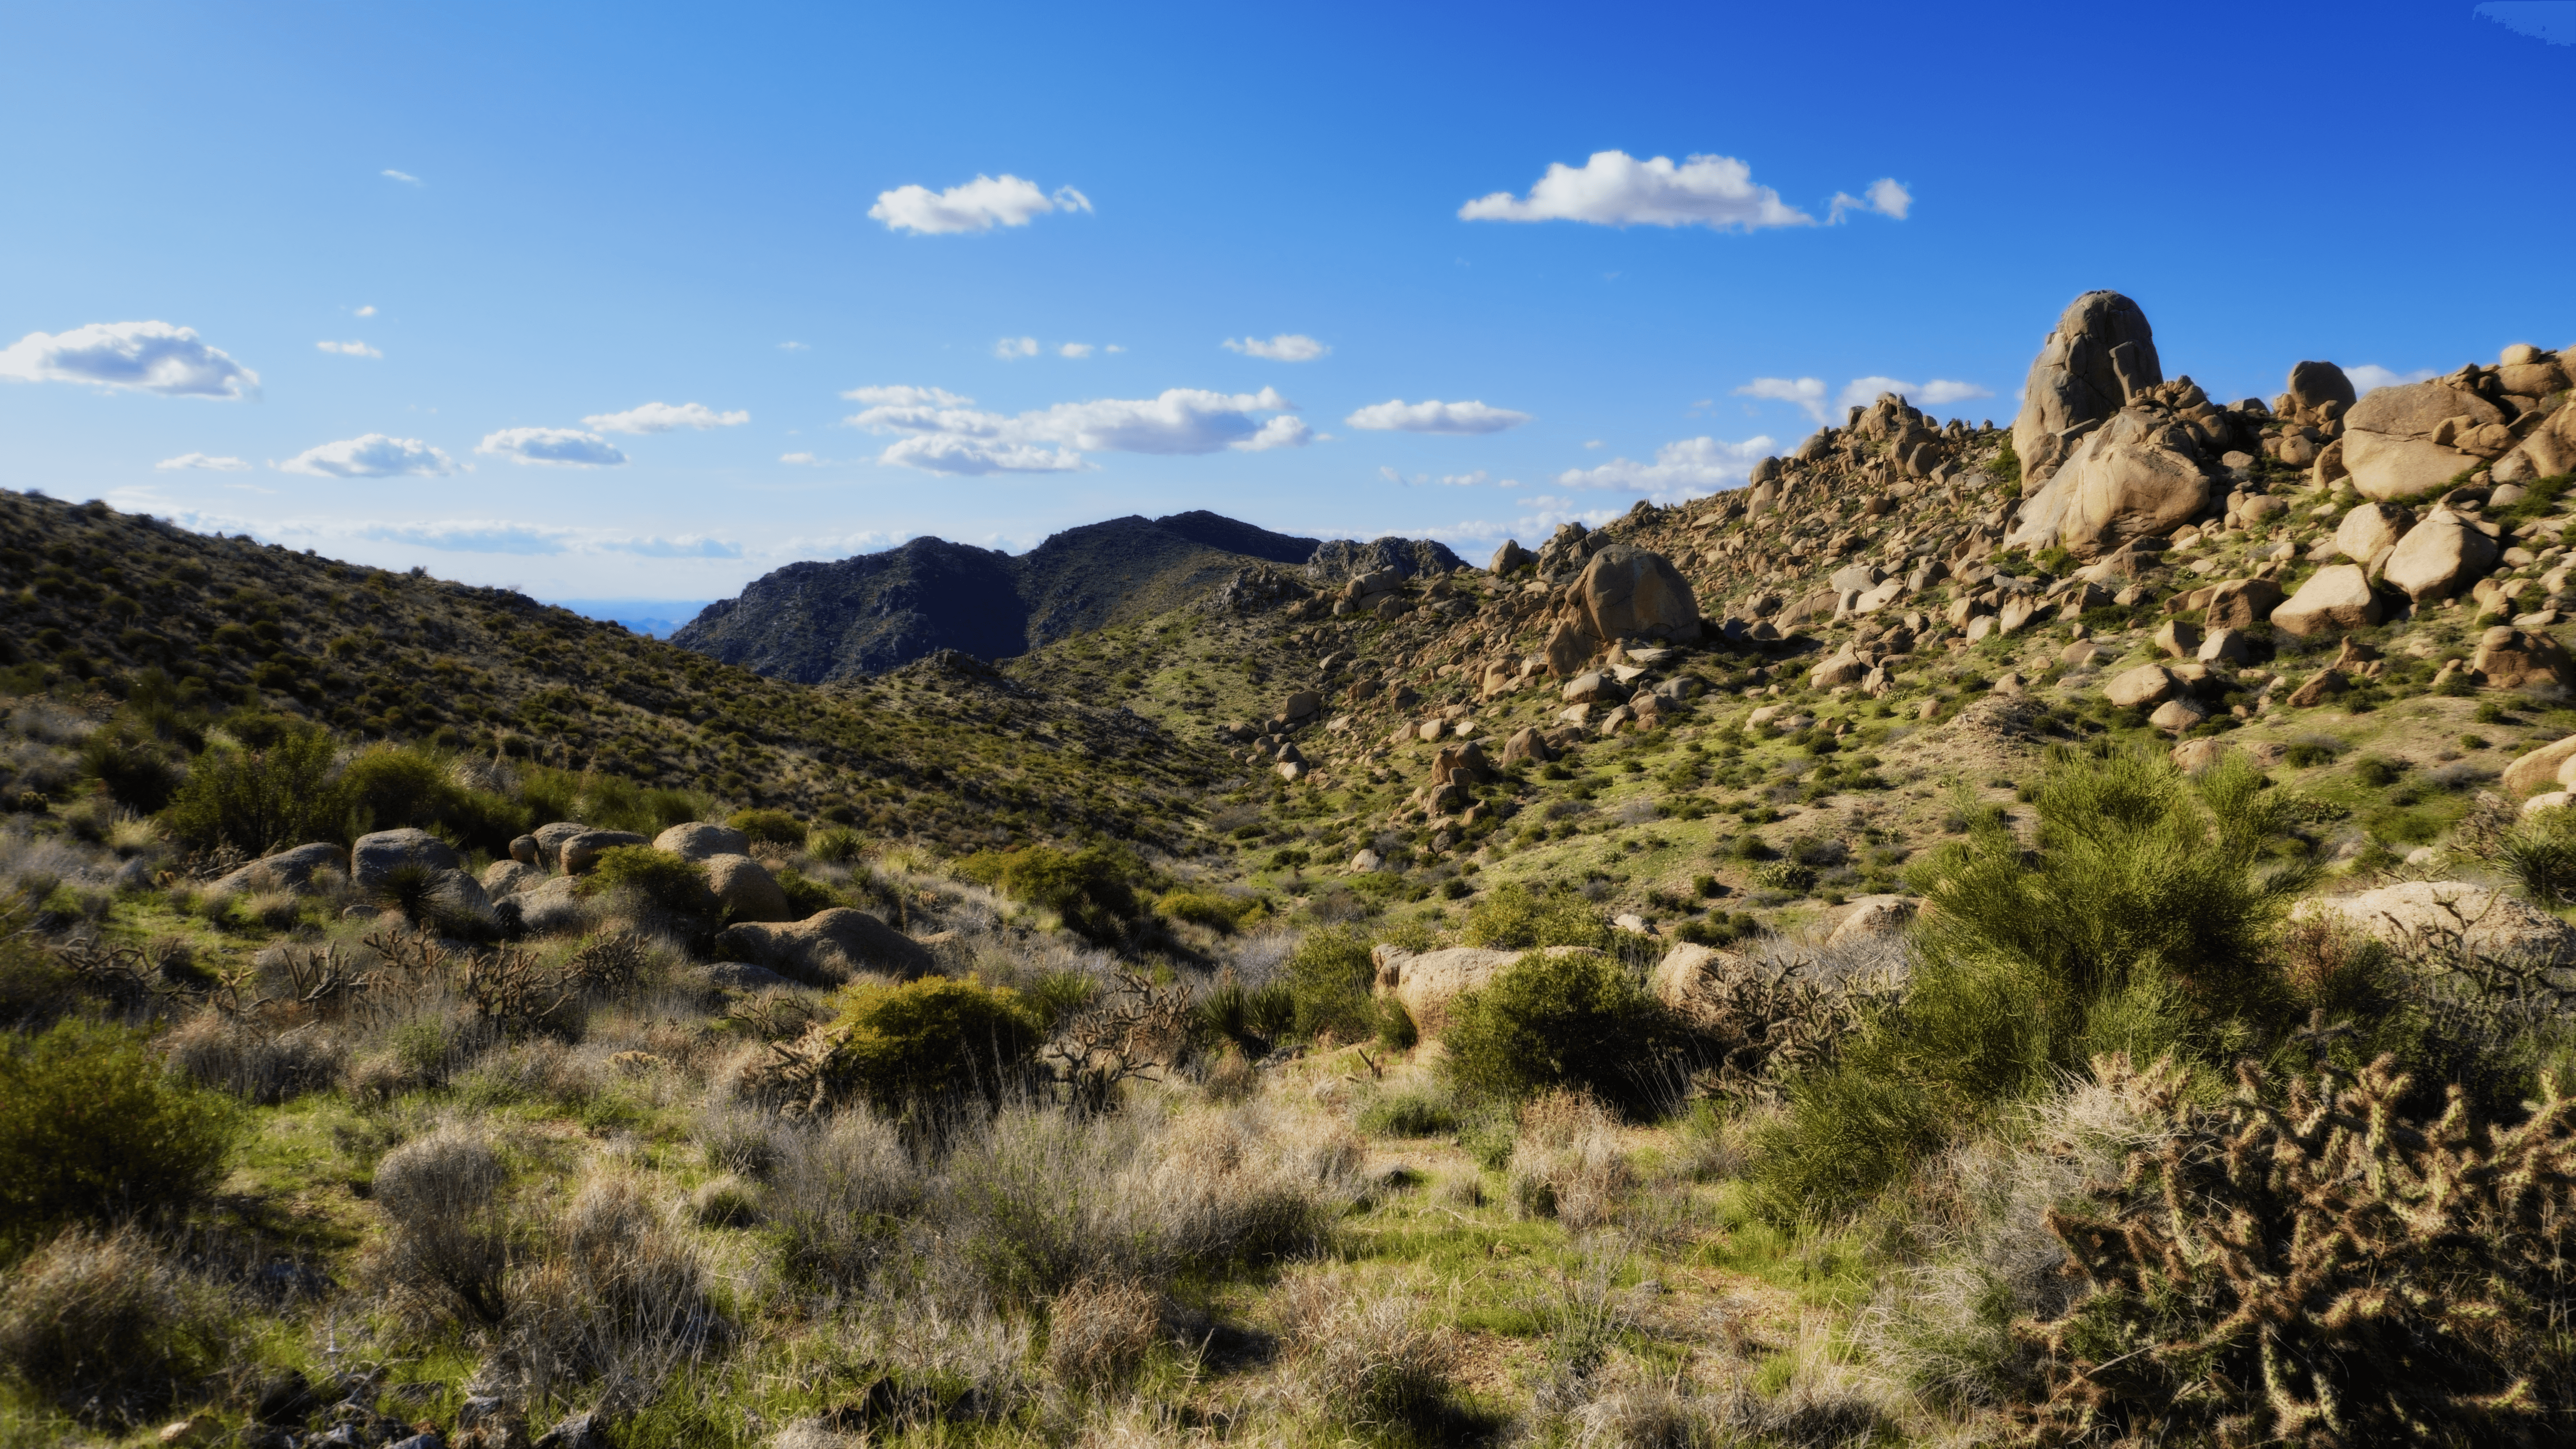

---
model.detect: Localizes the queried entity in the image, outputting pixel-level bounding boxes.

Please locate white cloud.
[778,340,808,351]
[382,169,422,185]
[1232,416,1312,452]
[155,453,251,472]
[869,174,1092,235]
[2345,364,2439,394]
[475,427,628,468]
[1827,177,1911,223]
[279,434,456,479]
[603,535,740,559]
[780,452,823,465]
[1583,439,1603,450]
[355,520,571,553]
[1832,375,1993,413]
[848,385,1303,474]
[1556,435,1774,498]
[1223,334,1329,362]
[0,321,258,398]
[316,339,382,358]
[355,305,377,317]
[1344,398,1530,434]
[1460,150,1813,230]
[1104,344,1125,354]
[1737,376,1829,423]
[842,384,971,407]
[2479,3,2576,44]
[1059,343,1094,359]
[995,336,1040,359]
[581,401,750,434]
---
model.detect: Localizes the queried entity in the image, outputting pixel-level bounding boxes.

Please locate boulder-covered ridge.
[671,510,1463,682]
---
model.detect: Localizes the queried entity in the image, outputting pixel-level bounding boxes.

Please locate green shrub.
[159,728,343,854]
[772,867,844,917]
[2500,805,2576,908]
[1458,883,1613,951]
[0,1021,237,1243]
[1360,1090,1459,1138]
[578,846,717,917]
[1283,927,1380,1042]
[1153,888,1264,933]
[0,1225,231,1425]
[1195,974,1297,1053]
[960,844,1146,943]
[729,808,806,848]
[1443,951,1672,1113]
[1752,749,2303,1224]
[808,826,865,863]
[824,977,1041,1108]
[79,726,180,814]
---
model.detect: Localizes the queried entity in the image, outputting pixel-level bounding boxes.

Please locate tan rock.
[1372,943,1604,1033]
[532,820,591,867]
[1430,742,1491,787]
[2333,502,2414,566]
[2170,738,2232,773]
[703,853,793,923]
[1568,545,1701,642]
[1543,619,1591,677]
[2340,380,2499,500]
[2380,508,2500,602]
[2285,669,2349,707]
[1648,942,1733,1011]
[2503,734,2576,796]
[2293,882,2576,966]
[509,834,540,865]
[2154,619,2201,658]
[2011,290,2162,485]
[654,821,750,860]
[1562,670,1611,703]
[1827,895,1915,945]
[717,908,933,986]
[2269,564,2382,637]
[208,841,346,896]
[2203,577,2284,629]
[480,859,543,899]
[2148,697,2207,733]
[1502,725,1554,765]
[2471,626,2576,691]
[560,829,650,875]
[2104,663,2180,708]
[2285,359,2356,416]
[2007,408,2212,557]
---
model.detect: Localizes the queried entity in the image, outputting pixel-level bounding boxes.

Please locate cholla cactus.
[2016,1043,2576,1446]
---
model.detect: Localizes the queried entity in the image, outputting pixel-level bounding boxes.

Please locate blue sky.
[4,2,2573,609]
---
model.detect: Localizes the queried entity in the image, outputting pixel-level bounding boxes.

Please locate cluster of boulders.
[206,820,931,988]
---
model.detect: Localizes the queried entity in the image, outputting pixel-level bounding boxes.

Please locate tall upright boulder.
[2011,291,2163,488]
[2005,409,2212,558]
[2282,360,2356,420]
[1567,545,1699,643]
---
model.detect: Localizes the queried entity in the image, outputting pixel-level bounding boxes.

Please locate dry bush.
[456,1037,601,1109]
[697,1099,792,1179]
[1668,937,1905,1103]
[828,1295,1036,1428]
[368,1121,510,1324]
[1508,1091,1633,1231]
[2015,1048,2576,1446]
[769,1105,923,1287]
[161,1008,346,1104]
[0,1225,231,1425]
[1273,1272,1459,1431]
[1043,1275,1163,1388]
[504,1170,725,1417]
[684,1174,763,1228]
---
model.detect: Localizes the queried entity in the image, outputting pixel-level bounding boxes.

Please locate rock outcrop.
[655,823,750,861]
[1567,545,1700,643]
[209,842,346,896]
[2011,290,2163,486]
[716,909,933,986]
[1370,943,1601,1033]
[2295,882,2576,967]
[2340,381,2496,501]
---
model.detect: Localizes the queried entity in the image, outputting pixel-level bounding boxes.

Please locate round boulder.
[351,828,461,892]
[560,830,650,876]
[654,822,750,862]
[703,853,794,923]
[716,908,934,987]
[1569,545,1700,643]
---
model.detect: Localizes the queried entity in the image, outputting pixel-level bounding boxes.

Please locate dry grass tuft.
[0,1225,230,1425]
[1508,1090,1633,1231]
[1273,1271,1459,1431]
[1043,1275,1163,1388]
[367,1121,510,1324]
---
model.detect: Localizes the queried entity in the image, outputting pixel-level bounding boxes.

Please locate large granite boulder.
[351,829,460,891]
[2497,398,2576,485]
[703,853,794,923]
[480,859,543,899]
[716,908,933,986]
[2379,507,2498,602]
[2340,381,2497,501]
[2011,290,2162,486]
[208,841,347,896]
[2294,882,2576,967]
[654,822,749,861]
[2269,564,2382,637]
[1568,545,1699,642]
[532,821,591,868]
[1370,943,1603,1033]
[2472,626,2576,692]
[2005,409,2211,558]
[2333,502,2413,568]
[560,830,650,875]
[2283,359,2356,419]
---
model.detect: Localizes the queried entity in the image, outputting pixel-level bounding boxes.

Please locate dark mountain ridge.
[673,509,1464,683]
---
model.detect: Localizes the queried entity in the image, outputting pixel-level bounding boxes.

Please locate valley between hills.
[7,289,2576,1447]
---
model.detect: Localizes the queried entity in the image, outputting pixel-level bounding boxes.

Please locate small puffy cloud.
[382,169,422,185]
[1345,398,1530,434]
[849,385,1301,474]
[1833,375,1993,413]
[0,321,259,398]
[1232,416,1312,452]
[995,336,1040,359]
[1827,177,1911,223]
[280,434,456,479]
[582,401,749,434]
[316,339,382,358]
[1104,344,1125,354]
[1737,376,1828,423]
[1556,435,1774,498]
[778,340,808,351]
[156,453,251,472]
[1461,151,1812,230]
[355,305,377,317]
[780,452,823,465]
[870,174,1092,235]
[1059,343,1094,359]
[355,520,570,554]
[842,384,970,407]
[2346,364,2439,393]
[475,427,628,468]
[601,535,741,559]
[1223,334,1329,362]
[2479,3,2576,44]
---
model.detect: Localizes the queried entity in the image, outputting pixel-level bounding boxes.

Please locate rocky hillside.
[0,491,1222,853]
[671,510,1461,682]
